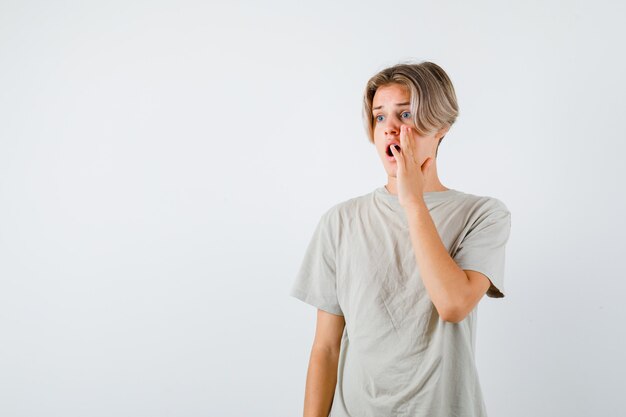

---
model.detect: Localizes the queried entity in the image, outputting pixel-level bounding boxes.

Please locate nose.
[384,117,401,137]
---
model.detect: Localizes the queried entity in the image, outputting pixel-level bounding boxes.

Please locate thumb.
[422,157,434,172]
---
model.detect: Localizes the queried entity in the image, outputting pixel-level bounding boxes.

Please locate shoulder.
[320,189,375,223]
[454,189,511,218]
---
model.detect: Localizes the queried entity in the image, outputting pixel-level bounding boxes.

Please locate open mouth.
[386,144,400,157]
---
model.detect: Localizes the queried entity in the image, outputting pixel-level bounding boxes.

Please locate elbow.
[439,306,468,324]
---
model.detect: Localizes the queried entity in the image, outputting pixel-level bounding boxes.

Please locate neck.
[385,169,448,195]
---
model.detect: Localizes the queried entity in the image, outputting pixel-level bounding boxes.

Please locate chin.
[380,154,398,176]
[384,166,398,177]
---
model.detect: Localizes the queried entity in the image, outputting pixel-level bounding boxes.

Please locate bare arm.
[405,202,491,323]
[302,309,345,417]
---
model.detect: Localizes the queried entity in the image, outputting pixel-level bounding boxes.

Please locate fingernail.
[393,145,400,151]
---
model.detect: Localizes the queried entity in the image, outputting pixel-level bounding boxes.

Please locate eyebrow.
[372,102,411,111]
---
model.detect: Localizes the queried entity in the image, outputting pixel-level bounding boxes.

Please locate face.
[371,83,444,178]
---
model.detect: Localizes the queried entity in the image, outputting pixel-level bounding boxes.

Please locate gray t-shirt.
[289,185,512,417]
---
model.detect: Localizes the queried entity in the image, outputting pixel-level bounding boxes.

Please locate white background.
[1,1,625,416]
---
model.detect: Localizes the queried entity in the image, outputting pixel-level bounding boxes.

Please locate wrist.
[402,198,428,213]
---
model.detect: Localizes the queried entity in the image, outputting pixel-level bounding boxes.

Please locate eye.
[375,114,384,122]
[401,111,411,119]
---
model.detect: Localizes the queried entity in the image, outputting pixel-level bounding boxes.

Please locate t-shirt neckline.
[376,184,461,209]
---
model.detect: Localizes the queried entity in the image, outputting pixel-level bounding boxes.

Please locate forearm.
[405,200,470,321]
[303,346,340,417]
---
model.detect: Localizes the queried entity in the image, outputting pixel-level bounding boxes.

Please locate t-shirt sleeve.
[453,206,512,298]
[289,210,344,316]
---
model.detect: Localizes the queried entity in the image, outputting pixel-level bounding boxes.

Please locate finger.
[400,125,407,152]
[403,126,416,159]
[389,143,403,166]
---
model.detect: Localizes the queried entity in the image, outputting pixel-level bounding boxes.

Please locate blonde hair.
[362,61,459,150]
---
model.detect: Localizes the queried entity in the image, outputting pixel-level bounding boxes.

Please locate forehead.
[372,83,410,107]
